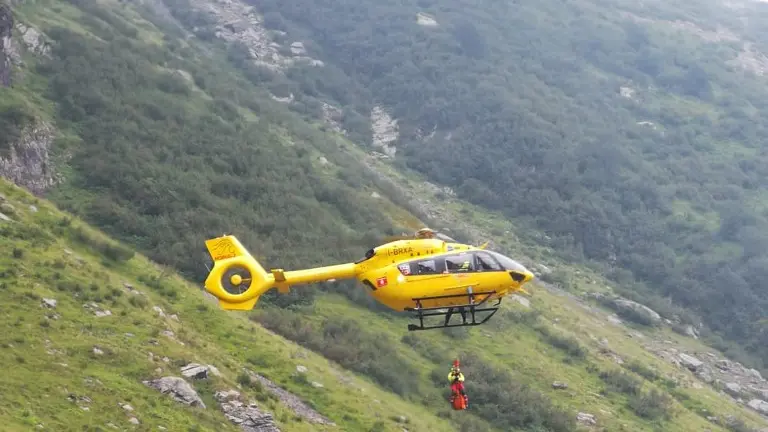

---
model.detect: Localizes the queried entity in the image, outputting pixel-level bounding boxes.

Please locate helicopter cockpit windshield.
[485,251,529,273]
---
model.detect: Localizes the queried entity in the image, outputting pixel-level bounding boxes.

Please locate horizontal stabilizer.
[218,297,260,311]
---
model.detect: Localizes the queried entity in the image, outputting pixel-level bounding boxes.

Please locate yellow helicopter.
[202,228,535,331]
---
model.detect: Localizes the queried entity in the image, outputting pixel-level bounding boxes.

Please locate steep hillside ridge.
[0,178,455,432]
[335,137,768,432]
[1,0,767,430]
[204,0,768,371]
[0,2,12,86]
[2,0,420,297]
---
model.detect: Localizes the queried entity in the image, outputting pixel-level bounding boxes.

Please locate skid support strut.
[404,291,501,331]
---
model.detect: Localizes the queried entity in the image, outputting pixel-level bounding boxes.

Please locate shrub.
[535,323,586,359]
[128,295,148,309]
[625,360,661,382]
[71,226,135,263]
[539,269,572,290]
[615,306,658,327]
[400,333,446,363]
[628,389,674,420]
[502,307,540,326]
[255,309,420,396]
[441,326,470,340]
[236,372,252,387]
[457,352,576,432]
[724,417,760,432]
[599,368,642,395]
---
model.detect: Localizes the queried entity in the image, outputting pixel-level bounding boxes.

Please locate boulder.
[577,412,596,426]
[143,376,206,408]
[180,363,209,379]
[215,389,281,432]
[716,359,733,371]
[747,399,768,416]
[510,294,530,308]
[679,353,703,371]
[612,298,662,324]
[748,369,765,382]
[724,382,742,397]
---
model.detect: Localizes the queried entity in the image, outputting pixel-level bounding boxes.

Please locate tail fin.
[203,235,274,310]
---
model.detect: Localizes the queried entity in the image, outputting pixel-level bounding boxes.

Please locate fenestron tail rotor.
[221,264,253,295]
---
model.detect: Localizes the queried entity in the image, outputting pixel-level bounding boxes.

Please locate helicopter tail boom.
[203,235,273,310]
[203,235,359,311]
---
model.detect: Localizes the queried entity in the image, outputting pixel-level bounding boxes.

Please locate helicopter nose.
[509,269,535,283]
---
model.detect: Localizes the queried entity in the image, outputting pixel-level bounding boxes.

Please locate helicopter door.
[443,252,506,290]
[444,253,475,273]
[407,257,446,276]
[398,257,451,285]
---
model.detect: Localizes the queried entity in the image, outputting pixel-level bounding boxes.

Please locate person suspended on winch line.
[448,359,468,408]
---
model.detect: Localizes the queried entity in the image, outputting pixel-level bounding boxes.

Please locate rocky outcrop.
[679,353,704,371]
[619,86,635,99]
[0,9,49,86]
[371,106,398,157]
[0,120,58,195]
[747,399,768,416]
[248,371,335,425]
[15,21,49,56]
[180,363,221,379]
[0,2,12,86]
[612,298,662,324]
[143,376,206,408]
[186,0,322,71]
[416,12,438,27]
[585,292,662,326]
[510,294,531,308]
[576,412,596,426]
[320,102,345,134]
[645,339,768,402]
[215,389,281,432]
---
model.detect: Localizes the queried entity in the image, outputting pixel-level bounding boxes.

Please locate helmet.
[453,359,460,368]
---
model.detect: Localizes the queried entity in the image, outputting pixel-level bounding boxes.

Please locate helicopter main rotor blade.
[382,235,414,243]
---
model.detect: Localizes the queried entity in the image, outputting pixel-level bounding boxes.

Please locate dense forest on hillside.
[200,0,768,371]
[4,0,768,429]
[5,0,426,312]
[0,2,598,429]
[6,0,766,374]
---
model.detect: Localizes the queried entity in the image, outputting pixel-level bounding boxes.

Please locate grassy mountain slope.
[4,0,428,310]
[0,178,454,432]
[1,0,768,431]
[3,167,767,432]
[326,144,768,432]
[225,0,768,371]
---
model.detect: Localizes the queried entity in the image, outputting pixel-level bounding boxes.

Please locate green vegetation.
[1,0,768,430]
[196,0,768,372]
[0,179,455,431]
[8,0,421,315]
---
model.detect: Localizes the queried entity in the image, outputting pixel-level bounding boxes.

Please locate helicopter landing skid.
[404,291,501,331]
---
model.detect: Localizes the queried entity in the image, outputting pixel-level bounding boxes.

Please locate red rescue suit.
[448,367,468,409]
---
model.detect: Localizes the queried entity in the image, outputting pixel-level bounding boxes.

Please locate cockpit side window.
[475,251,502,271]
[415,259,438,275]
[445,253,474,272]
[487,251,529,272]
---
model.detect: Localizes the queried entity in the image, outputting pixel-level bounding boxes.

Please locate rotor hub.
[221,265,252,295]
